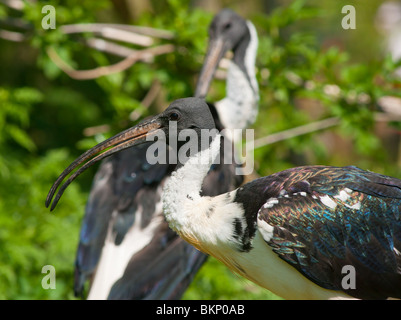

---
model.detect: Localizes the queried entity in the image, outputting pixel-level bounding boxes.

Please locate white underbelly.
[221,232,355,300]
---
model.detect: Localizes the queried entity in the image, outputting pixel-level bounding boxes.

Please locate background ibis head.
[195,9,251,98]
[46,98,216,211]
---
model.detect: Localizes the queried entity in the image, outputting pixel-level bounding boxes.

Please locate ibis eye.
[223,22,231,31]
[169,112,180,121]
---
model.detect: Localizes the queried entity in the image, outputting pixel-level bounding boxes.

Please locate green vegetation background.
[0,0,400,299]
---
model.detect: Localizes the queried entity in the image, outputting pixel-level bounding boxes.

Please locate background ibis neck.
[216,21,259,130]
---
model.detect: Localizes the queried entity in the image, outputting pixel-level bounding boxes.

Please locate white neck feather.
[162,134,221,232]
[216,21,259,130]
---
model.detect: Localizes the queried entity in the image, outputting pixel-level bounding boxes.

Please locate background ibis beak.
[46,116,164,211]
[195,37,228,98]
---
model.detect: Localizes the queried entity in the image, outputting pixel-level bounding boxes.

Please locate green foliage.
[0,87,40,158]
[247,0,401,178]
[0,84,86,299]
[0,149,85,299]
[0,0,400,300]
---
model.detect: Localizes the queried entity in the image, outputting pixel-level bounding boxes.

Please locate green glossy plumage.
[235,165,401,299]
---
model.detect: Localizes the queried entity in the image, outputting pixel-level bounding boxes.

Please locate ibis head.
[195,9,250,98]
[46,98,216,211]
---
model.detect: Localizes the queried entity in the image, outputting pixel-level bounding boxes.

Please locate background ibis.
[72,9,259,299]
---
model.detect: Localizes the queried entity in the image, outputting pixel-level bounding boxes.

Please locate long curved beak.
[195,36,228,99]
[46,116,164,211]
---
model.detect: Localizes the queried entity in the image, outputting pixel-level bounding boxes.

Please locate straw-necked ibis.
[47,97,401,300]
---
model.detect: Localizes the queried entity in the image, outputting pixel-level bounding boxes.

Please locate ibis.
[72,9,259,299]
[47,97,401,300]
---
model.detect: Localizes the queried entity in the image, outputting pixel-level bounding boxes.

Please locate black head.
[45,98,216,211]
[209,9,249,53]
[160,97,216,133]
[195,9,250,98]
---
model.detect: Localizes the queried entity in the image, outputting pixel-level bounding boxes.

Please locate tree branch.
[249,117,340,150]
[84,37,138,58]
[62,24,154,47]
[0,0,24,11]
[46,44,175,80]
[60,23,174,40]
[247,112,401,151]
[0,29,25,42]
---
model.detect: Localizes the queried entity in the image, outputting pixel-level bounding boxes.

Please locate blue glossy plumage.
[235,165,401,299]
